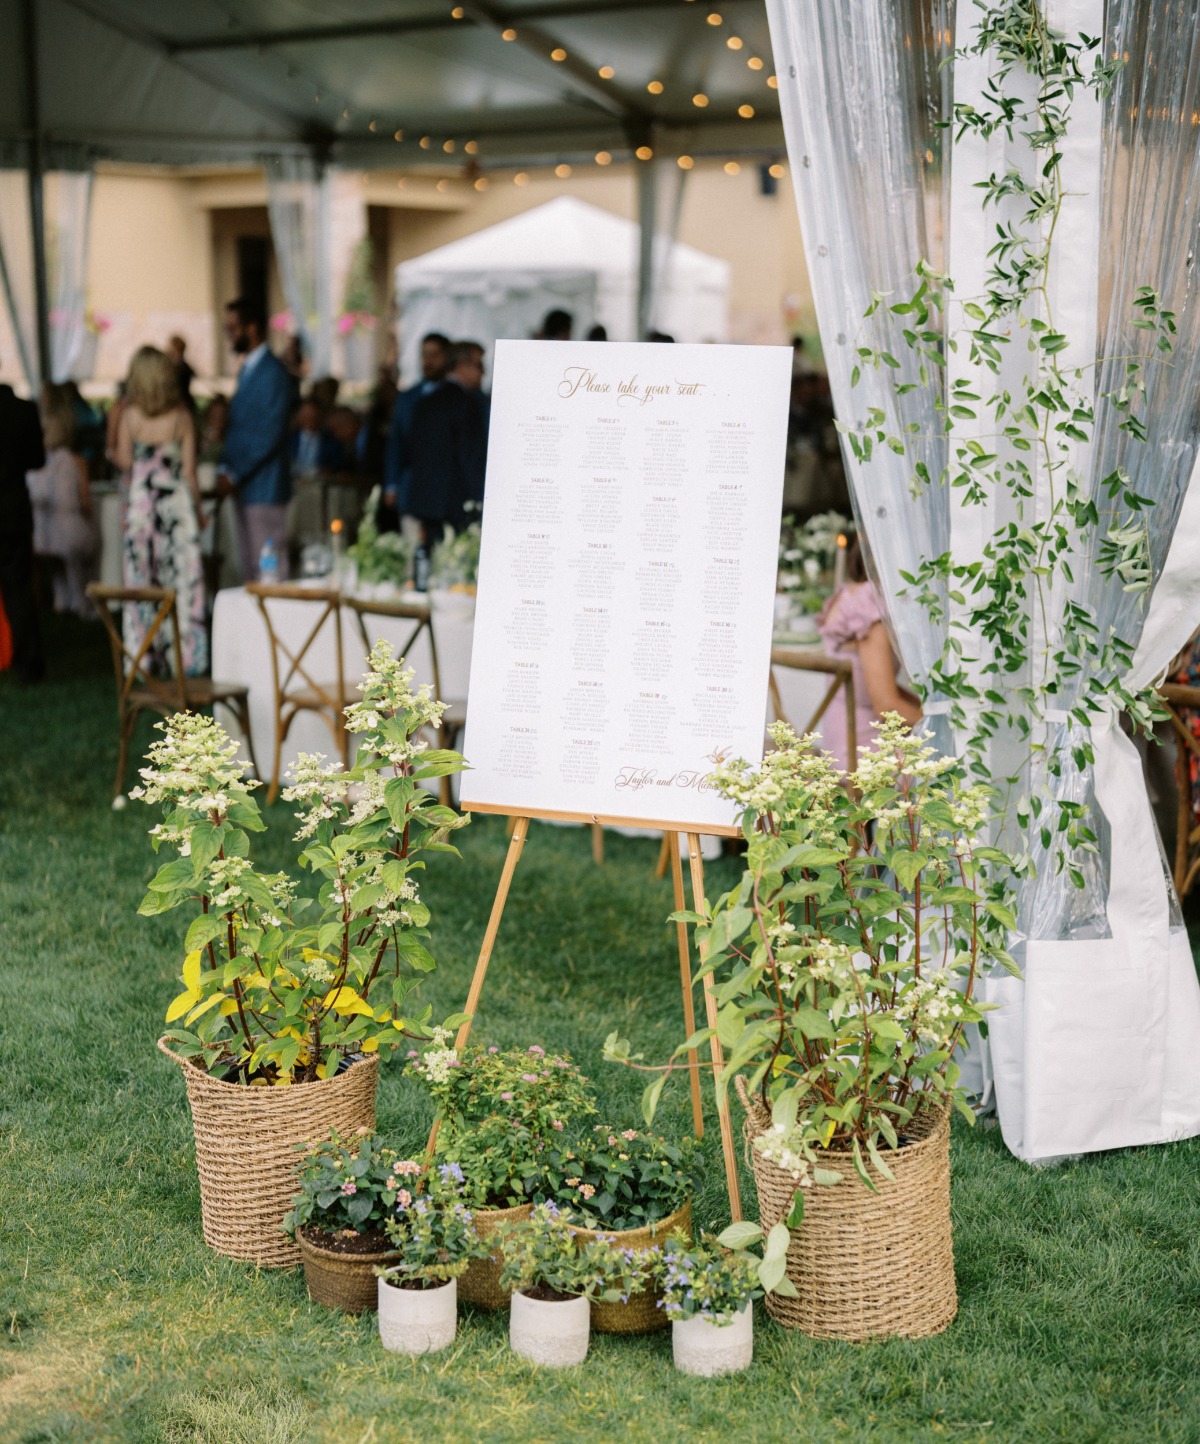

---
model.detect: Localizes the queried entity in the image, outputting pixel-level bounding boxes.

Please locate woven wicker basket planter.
[570,1200,693,1334]
[297,1229,397,1313]
[458,1201,533,1310]
[158,1037,379,1268]
[737,1078,955,1341]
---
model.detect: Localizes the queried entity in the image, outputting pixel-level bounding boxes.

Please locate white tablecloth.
[210,584,475,776]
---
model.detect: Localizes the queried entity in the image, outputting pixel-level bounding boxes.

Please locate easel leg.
[685,831,743,1223]
[427,815,530,1158]
[654,833,670,879]
[591,822,605,865]
[669,832,705,1139]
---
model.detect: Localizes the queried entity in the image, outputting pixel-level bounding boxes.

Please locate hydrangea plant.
[607,715,1015,1207]
[136,641,468,1084]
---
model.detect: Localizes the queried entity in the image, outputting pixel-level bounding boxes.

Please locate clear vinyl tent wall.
[765,0,1200,1161]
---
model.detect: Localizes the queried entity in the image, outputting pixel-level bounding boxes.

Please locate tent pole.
[634,127,656,340]
[21,0,50,386]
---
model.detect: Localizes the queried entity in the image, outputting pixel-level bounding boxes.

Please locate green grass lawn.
[3,616,1200,1444]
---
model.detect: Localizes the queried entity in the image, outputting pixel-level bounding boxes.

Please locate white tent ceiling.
[1,0,783,169]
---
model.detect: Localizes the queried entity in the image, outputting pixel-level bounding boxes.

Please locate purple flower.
[500,1090,514,1101]
[521,1073,538,1083]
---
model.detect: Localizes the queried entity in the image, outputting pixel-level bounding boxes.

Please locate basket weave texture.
[459,1201,533,1310]
[736,1076,956,1340]
[570,1200,693,1334]
[158,1037,378,1268]
[297,1229,397,1312]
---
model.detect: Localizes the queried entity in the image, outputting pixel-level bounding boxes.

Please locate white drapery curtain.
[46,168,94,383]
[264,153,333,377]
[0,168,39,389]
[766,0,1200,1162]
[0,163,93,388]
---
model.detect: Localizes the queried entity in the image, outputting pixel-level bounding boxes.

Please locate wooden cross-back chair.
[245,583,355,803]
[343,595,468,806]
[1156,681,1200,901]
[86,583,257,800]
[768,646,858,771]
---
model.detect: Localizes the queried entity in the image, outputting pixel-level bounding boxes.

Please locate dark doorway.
[236,235,270,323]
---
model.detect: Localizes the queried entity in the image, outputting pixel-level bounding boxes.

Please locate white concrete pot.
[672,1304,754,1377]
[509,1290,590,1368]
[377,1275,457,1355]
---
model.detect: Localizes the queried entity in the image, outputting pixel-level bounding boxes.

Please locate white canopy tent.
[395,195,730,383]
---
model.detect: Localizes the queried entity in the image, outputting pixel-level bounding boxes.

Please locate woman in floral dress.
[114,346,207,675]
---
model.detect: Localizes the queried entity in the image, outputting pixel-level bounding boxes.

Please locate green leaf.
[792,1006,835,1041]
[890,850,927,892]
[184,913,227,955]
[785,1192,805,1228]
[866,1135,896,1183]
[642,1072,668,1126]
[716,1221,764,1250]
[851,1138,879,1193]
[811,1166,842,1186]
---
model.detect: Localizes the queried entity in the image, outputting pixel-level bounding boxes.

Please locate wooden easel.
[432,809,743,1222]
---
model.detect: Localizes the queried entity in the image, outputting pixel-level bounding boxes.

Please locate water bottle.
[257,537,280,584]
[413,542,431,593]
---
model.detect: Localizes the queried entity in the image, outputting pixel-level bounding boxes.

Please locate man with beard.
[379,331,450,532]
[218,296,294,580]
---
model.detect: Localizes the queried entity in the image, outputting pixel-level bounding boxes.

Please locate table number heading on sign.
[461,340,792,835]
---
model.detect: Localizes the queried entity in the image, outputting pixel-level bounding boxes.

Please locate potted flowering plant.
[136,641,468,1266]
[498,1203,646,1368]
[656,1227,787,1377]
[376,1162,484,1355]
[608,715,1014,1339]
[282,1128,403,1311]
[542,1124,695,1334]
[408,1039,595,1308]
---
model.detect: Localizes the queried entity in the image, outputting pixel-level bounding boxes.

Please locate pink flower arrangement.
[269,310,295,333]
[338,310,377,335]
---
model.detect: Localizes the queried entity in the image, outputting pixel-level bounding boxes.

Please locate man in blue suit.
[378,331,449,532]
[218,296,295,580]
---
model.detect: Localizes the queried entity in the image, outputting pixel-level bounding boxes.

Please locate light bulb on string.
[738,104,755,119]
[726,35,743,50]
[724,160,740,175]
[598,65,615,79]
[647,80,664,94]
[595,150,612,165]
[556,163,572,177]
[677,154,694,170]
[551,48,567,61]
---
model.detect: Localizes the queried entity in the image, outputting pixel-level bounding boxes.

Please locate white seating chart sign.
[461,340,791,835]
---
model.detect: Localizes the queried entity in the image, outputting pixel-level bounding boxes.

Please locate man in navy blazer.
[378,331,449,532]
[218,296,295,580]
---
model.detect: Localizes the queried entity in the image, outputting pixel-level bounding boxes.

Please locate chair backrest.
[769,646,858,771]
[344,595,445,703]
[86,583,188,716]
[244,583,346,714]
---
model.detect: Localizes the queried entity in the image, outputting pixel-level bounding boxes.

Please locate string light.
[738,103,755,118]
[474,176,489,190]
[396,177,406,189]
[726,35,743,49]
[598,65,615,78]
[394,129,404,141]
[501,27,517,40]
[724,160,740,175]
[767,75,779,89]
[443,139,456,152]
[419,136,432,149]
[595,150,613,165]
[747,56,764,70]
[635,145,654,160]
[514,171,529,185]
[706,11,723,24]
[647,80,664,94]
[368,119,377,131]
[692,93,709,107]
[451,4,464,15]
[551,47,567,61]
[556,163,572,177]
[677,154,695,170]
[769,163,785,178]
[436,179,449,192]
[465,140,479,155]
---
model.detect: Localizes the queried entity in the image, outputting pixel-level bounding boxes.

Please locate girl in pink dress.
[817,541,920,771]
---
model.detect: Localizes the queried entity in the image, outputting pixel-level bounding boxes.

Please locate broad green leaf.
[184,914,226,955]
[716,1221,764,1250]
[642,1072,668,1126]
[890,850,927,892]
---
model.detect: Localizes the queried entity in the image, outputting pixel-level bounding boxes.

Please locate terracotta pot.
[509,1290,590,1368]
[377,1275,457,1355]
[672,1304,753,1377]
[297,1229,397,1313]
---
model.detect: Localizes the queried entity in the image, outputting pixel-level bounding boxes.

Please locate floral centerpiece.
[137,641,468,1265]
[607,714,1014,1338]
[776,510,853,631]
[430,523,482,593]
[376,1161,485,1354]
[498,1202,649,1367]
[282,1128,403,1311]
[351,488,413,592]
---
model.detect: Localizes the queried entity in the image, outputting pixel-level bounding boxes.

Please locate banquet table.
[211,581,841,812]
[210,583,475,778]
